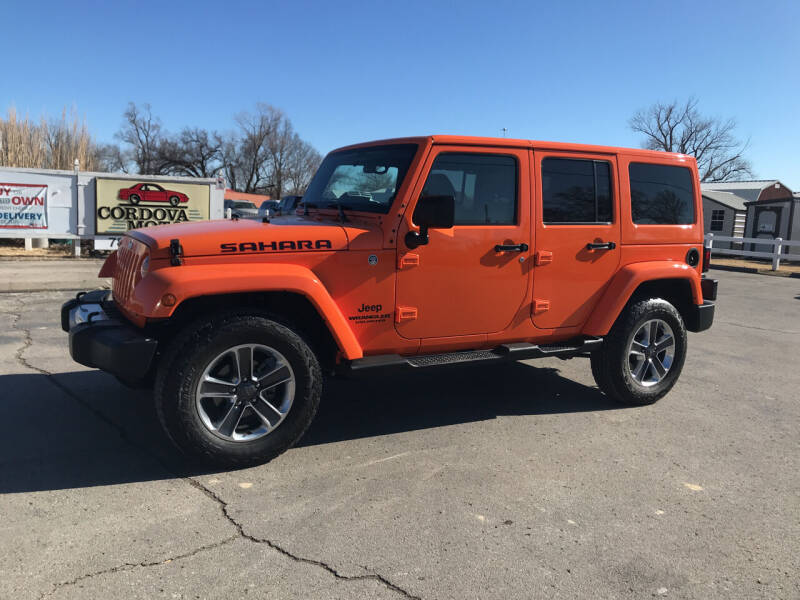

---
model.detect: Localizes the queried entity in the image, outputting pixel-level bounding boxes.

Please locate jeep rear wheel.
[591,298,687,406]
[154,313,322,467]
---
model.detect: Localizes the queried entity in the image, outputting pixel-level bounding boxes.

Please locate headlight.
[140,255,150,279]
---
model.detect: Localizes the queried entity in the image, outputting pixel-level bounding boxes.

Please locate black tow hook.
[169,238,184,266]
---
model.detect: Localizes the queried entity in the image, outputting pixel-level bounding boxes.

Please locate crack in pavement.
[7,299,422,600]
[38,536,239,600]
[185,478,423,600]
[716,320,799,335]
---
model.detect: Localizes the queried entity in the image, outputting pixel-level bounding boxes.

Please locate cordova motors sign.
[96,178,210,234]
[0,183,47,229]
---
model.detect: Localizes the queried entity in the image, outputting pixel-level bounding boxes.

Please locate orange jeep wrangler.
[62,136,717,466]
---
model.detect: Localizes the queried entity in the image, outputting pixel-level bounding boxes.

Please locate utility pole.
[501,128,508,138]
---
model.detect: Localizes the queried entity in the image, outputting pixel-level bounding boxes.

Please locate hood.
[128,217,350,257]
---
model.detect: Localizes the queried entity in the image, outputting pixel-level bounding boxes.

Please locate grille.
[112,237,147,307]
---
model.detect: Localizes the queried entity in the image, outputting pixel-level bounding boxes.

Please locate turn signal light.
[161,293,177,307]
[702,246,711,273]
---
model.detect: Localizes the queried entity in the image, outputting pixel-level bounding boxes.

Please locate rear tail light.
[702,245,711,273]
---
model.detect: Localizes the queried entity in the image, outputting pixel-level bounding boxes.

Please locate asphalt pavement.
[0,267,797,599]
[0,258,109,292]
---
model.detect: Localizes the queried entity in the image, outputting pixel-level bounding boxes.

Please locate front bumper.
[61,290,157,381]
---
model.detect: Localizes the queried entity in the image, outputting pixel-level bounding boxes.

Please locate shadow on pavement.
[0,361,619,494]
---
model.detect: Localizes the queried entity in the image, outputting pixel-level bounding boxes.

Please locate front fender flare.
[129,263,363,360]
[582,261,703,336]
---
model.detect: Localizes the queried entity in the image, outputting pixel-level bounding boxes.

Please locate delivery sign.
[0,183,48,229]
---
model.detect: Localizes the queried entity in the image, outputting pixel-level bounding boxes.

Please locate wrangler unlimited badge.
[220,240,333,253]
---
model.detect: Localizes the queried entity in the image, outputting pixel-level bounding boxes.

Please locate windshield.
[302,144,418,214]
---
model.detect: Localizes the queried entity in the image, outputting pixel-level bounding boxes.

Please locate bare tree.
[115,102,164,174]
[109,101,320,190]
[265,114,295,200]
[96,143,127,173]
[157,127,222,178]
[220,103,281,193]
[285,138,322,195]
[629,97,753,182]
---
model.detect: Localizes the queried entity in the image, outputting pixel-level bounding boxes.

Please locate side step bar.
[346,337,603,374]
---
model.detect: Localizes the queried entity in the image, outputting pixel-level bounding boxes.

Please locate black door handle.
[495,243,529,252]
[585,241,616,251]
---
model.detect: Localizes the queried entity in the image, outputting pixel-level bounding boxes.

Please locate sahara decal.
[220,239,334,253]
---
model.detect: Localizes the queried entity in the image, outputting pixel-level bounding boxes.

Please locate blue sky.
[3,0,798,188]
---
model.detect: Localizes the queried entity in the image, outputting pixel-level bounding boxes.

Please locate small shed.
[701,180,795,252]
[745,195,800,254]
[700,189,747,249]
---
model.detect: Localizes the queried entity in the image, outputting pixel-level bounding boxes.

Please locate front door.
[395,146,530,339]
[532,151,621,329]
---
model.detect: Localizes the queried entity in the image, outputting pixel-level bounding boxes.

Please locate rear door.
[532,150,621,329]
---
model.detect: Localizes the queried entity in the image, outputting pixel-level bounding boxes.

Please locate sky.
[3,0,798,188]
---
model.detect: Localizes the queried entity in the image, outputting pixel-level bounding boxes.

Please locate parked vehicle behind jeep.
[258,200,281,218]
[63,136,716,467]
[223,199,258,219]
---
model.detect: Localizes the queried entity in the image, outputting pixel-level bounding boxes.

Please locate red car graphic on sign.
[118,183,189,207]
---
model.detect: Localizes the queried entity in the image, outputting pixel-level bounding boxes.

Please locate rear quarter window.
[629,163,695,225]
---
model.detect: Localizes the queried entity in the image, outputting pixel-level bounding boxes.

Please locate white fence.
[705,233,800,270]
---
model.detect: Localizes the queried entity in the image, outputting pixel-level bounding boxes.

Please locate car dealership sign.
[96,178,210,234]
[0,183,47,229]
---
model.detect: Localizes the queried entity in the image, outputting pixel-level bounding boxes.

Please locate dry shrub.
[0,106,100,171]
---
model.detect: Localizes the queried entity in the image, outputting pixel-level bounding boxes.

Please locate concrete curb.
[0,257,106,262]
[0,282,111,293]
[710,264,800,279]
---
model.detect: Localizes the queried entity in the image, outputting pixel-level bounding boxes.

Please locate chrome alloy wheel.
[195,344,295,442]
[626,319,675,388]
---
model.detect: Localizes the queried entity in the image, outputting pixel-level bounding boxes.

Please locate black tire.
[169,195,180,207]
[129,194,140,205]
[590,298,687,406]
[154,312,322,467]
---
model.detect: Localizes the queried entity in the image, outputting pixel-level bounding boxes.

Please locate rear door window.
[541,158,612,223]
[629,163,695,225]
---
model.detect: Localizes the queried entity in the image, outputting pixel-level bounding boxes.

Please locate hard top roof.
[332,135,693,161]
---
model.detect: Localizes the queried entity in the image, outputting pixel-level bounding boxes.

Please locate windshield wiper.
[300,200,349,222]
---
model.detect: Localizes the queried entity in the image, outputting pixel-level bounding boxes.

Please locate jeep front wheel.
[591,298,687,406]
[154,313,322,467]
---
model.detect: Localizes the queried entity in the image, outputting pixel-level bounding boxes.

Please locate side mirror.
[405,195,455,249]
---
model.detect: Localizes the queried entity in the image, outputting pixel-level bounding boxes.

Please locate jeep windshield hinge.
[169,238,184,266]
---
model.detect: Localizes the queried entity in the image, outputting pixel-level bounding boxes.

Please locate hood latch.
[169,238,184,266]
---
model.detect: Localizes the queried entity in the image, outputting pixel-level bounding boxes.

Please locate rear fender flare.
[130,263,363,360]
[582,261,703,336]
